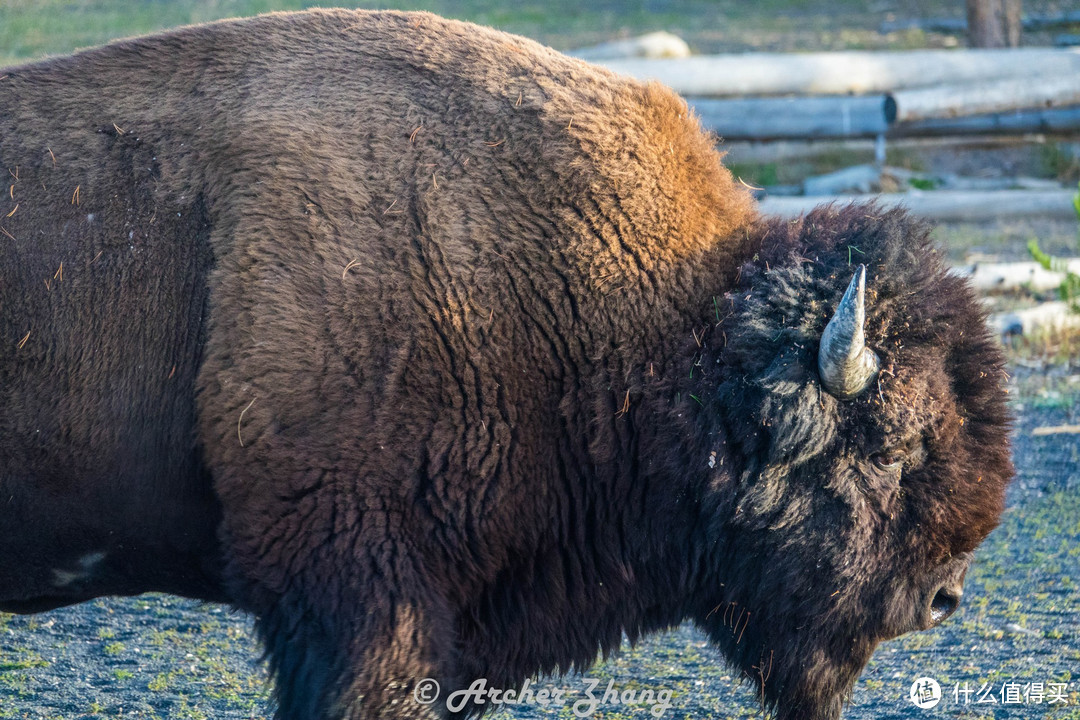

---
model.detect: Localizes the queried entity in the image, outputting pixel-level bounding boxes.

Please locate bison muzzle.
[0,9,1013,720]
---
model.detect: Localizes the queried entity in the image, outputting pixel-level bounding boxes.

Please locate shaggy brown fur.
[0,10,1011,720]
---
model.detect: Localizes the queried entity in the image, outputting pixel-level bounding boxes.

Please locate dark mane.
[668,203,1014,717]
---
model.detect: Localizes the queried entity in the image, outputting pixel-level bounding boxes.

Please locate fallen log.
[1031,424,1080,436]
[758,189,1077,222]
[954,260,1080,293]
[691,96,892,140]
[600,49,1080,97]
[893,104,1080,136]
[889,76,1080,122]
[690,96,1080,140]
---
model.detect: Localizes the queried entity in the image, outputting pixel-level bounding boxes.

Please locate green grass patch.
[726,161,781,188]
[1007,330,1080,374]
[0,655,49,671]
[0,0,927,69]
[974,491,1080,596]
[148,671,174,692]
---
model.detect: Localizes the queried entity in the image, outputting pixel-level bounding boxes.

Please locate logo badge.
[910,677,942,709]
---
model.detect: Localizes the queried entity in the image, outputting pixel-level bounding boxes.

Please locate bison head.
[694,204,1011,719]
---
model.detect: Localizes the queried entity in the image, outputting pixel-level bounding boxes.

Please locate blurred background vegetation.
[3,0,1077,69]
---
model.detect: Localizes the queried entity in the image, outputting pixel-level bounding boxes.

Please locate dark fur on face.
[0,9,1011,720]
[683,204,1013,719]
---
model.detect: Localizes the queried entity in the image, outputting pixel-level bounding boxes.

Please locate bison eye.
[871,451,904,471]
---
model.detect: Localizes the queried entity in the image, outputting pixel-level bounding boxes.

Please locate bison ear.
[817,265,880,399]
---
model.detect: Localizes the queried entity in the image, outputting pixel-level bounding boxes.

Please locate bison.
[0,9,1012,720]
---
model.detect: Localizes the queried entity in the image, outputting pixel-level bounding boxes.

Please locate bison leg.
[255,590,454,720]
[220,522,456,720]
[332,602,456,720]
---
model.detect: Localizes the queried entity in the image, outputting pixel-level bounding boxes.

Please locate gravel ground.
[1,367,1077,720]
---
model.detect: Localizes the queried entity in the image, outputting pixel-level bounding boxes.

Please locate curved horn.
[818,265,880,399]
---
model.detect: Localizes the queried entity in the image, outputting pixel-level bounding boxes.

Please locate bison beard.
[0,9,1012,720]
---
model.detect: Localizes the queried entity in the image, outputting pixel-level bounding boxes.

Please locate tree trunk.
[600,47,1080,97]
[757,190,1076,222]
[966,0,1022,47]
